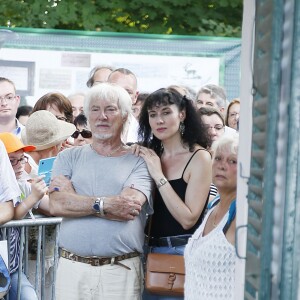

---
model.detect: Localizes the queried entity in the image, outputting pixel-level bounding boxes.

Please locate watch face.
[160,178,167,185]
[157,177,167,188]
[93,202,100,213]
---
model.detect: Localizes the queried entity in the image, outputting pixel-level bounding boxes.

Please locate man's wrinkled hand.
[104,195,142,221]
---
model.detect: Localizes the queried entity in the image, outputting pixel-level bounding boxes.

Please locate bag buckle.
[68,253,76,261]
[110,257,115,266]
[168,273,176,290]
[93,258,100,266]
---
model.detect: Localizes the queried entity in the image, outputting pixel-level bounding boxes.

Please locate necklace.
[212,209,218,228]
[90,144,124,157]
[105,144,123,157]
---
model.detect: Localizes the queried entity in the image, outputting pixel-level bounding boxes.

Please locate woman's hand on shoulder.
[130,143,142,156]
[131,144,163,180]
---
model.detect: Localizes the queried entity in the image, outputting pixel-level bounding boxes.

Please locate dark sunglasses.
[71,129,92,139]
[56,115,68,122]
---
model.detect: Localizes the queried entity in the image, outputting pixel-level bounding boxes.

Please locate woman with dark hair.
[133,87,212,300]
[16,105,33,126]
[32,92,73,124]
[72,114,92,146]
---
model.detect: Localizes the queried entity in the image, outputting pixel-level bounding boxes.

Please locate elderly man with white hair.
[49,82,153,300]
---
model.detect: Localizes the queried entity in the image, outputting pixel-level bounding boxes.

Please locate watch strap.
[156,177,168,189]
[93,197,106,216]
[99,197,105,217]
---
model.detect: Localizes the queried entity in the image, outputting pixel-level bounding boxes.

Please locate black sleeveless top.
[147,149,209,238]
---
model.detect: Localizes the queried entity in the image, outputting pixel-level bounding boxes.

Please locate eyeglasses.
[56,115,68,122]
[71,129,92,139]
[10,156,28,166]
[0,94,17,103]
[204,124,225,131]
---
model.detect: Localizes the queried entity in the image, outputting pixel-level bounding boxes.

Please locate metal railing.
[0,216,62,300]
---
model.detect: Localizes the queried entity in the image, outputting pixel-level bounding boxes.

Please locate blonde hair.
[211,132,239,158]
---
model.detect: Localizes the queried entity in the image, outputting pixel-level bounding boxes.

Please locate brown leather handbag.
[145,253,185,296]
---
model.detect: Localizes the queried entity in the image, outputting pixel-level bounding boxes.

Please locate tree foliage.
[0,0,243,37]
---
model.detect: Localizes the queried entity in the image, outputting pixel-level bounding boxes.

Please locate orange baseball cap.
[0,132,36,154]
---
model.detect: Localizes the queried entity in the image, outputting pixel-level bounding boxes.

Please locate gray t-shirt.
[52,144,153,256]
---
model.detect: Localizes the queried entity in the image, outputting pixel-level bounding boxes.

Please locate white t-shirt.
[52,144,153,256]
[123,113,139,144]
[0,141,20,204]
[224,125,237,136]
[13,119,25,139]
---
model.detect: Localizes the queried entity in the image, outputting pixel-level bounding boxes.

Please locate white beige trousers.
[55,256,143,300]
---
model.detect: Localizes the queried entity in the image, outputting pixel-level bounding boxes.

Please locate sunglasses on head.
[71,129,92,139]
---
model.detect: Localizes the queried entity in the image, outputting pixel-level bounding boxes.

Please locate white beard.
[93,133,113,140]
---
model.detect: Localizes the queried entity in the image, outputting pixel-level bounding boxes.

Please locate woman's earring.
[160,142,164,153]
[150,131,153,139]
[179,122,185,136]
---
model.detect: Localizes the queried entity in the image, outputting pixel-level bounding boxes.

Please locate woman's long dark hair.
[138,88,211,155]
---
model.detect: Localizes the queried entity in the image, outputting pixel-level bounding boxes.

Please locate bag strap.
[147,214,153,239]
[207,195,220,210]
[208,196,236,234]
[223,200,236,234]
[146,214,153,244]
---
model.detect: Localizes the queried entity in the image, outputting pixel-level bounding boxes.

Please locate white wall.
[0,48,221,106]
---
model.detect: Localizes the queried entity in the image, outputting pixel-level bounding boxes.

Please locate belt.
[148,236,190,247]
[59,248,140,270]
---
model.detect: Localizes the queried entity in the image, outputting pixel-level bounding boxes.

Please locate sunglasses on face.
[71,129,92,139]
[56,115,68,122]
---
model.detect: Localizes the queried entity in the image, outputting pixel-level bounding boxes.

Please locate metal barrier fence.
[0,216,62,300]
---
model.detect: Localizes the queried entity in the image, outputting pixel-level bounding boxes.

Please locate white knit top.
[184,207,236,300]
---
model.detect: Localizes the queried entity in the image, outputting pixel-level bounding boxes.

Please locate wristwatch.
[93,197,105,216]
[156,177,168,189]
[93,198,101,214]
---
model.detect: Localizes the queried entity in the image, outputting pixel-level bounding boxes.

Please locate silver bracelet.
[156,177,168,189]
[99,197,106,217]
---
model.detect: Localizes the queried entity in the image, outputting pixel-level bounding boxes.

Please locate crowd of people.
[0,64,240,300]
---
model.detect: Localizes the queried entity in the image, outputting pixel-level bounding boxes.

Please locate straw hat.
[21,110,76,151]
[0,132,36,154]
